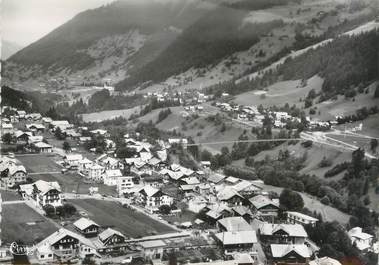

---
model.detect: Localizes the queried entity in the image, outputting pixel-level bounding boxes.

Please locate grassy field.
[0,190,22,201]
[81,105,144,122]
[233,75,324,108]
[17,154,116,195]
[68,199,175,238]
[2,203,57,244]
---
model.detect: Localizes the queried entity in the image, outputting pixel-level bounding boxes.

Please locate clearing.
[68,199,175,238]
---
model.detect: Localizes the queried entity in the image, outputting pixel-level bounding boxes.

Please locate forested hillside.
[206,30,379,100]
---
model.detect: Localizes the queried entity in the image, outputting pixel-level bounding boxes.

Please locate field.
[0,190,22,201]
[81,105,144,122]
[17,154,116,195]
[68,199,175,238]
[2,203,57,244]
[233,75,324,108]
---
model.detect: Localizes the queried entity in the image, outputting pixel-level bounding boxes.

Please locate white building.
[103,169,122,186]
[286,211,318,227]
[88,164,104,181]
[116,176,134,195]
[348,227,374,251]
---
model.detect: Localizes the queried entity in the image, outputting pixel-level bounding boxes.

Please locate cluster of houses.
[215,101,334,130]
[144,90,212,106]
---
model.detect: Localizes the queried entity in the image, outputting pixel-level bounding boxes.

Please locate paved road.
[2,200,24,205]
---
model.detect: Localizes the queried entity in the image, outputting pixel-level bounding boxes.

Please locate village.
[0,105,377,265]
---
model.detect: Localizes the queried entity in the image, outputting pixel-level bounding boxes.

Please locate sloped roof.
[217,217,252,232]
[208,173,226,183]
[270,244,310,258]
[37,228,96,249]
[182,177,200,185]
[34,142,52,148]
[287,211,318,222]
[34,180,61,195]
[249,195,279,209]
[233,180,261,192]
[141,185,159,197]
[104,169,122,178]
[217,187,243,201]
[260,223,308,238]
[99,228,125,242]
[215,230,257,245]
[74,218,99,231]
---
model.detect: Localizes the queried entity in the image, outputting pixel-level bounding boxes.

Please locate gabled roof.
[99,228,125,242]
[232,206,251,217]
[182,177,200,185]
[141,185,160,197]
[217,188,243,201]
[34,180,61,195]
[215,230,257,245]
[37,228,96,249]
[74,218,99,231]
[139,239,166,249]
[217,217,252,232]
[34,142,53,149]
[249,195,279,209]
[89,163,105,170]
[225,176,240,184]
[233,180,261,192]
[208,173,226,184]
[64,154,83,161]
[260,223,308,238]
[270,244,310,258]
[348,227,373,240]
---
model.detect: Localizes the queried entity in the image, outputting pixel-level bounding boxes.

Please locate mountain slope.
[1,40,23,60]
[2,0,214,88]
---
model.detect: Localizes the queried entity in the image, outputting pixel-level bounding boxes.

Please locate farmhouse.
[31,180,62,208]
[259,223,308,245]
[138,186,173,211]
[249,195,279,221]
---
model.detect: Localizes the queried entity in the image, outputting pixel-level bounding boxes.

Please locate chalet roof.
[74,218,99,231]
[34,180,61,195]
[232,206,251,216]
[348,227,373,240]
[217,217,252,232]
[225,176,240,184]
[215,230,257,245]
[270,244,310,258]
[64,154,83,161]
[208,173,226,183]
[217,187,243,201]
[249,195,279,209]
[182,177,200,185]
[34,142,52,149]
[260,223,308,238]
[309,257,342,265]
[37,228,96,249]
[99,228,125,242]
[141,185,160,197]
[233,180,261,192]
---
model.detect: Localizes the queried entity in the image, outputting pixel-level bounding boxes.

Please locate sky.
[2,0,116,47]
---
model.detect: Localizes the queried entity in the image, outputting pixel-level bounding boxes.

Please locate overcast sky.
[2,0,116,47]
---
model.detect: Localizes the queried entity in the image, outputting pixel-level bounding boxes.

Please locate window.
[48,254,52,257]
[40,255,45,259]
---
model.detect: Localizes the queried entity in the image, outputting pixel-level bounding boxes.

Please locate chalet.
[348,227,374,251]
[204,204,233,223]
[15,130,33,142]
[33,142,53,153]
[259,223,308,245]
[217,188,245,206]
[97,228,128,254]
[42,117,53,124]
[103,169,122,186]
[208,173,226,184]
[32,180,62,208]
[249,195,279,221]
[138,186,173,211]
[64,154,83,169]
[168,138,188,149]
[26,123,45,133]
[116,176,134,195]
[96,154,121,170]
[215,230,258,256]
[286,211,318,227]
[232,180,261,197]
[28,135,44,144]
[232,206,253,223]
[142,174,163,189]
[74,218,100,238]
[0,163,27,188]
[36,228,99,262]
[217,217,252,232]
[270,244,310,264]
[25,113,42,121]
[51,120,73,131]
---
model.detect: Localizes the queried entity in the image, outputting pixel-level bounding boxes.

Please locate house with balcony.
[36,228,100,262]
[286,211,318,227]
[74,218,100,238]
[138,186,173,212]
[249,195,280,222]
[63,154,83,169]
[270,244,310,265]
[87,164,105,181]
[215,230,258,257]
[103,169,123,186]
[259,223,308,245]
[96,228,128,255]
